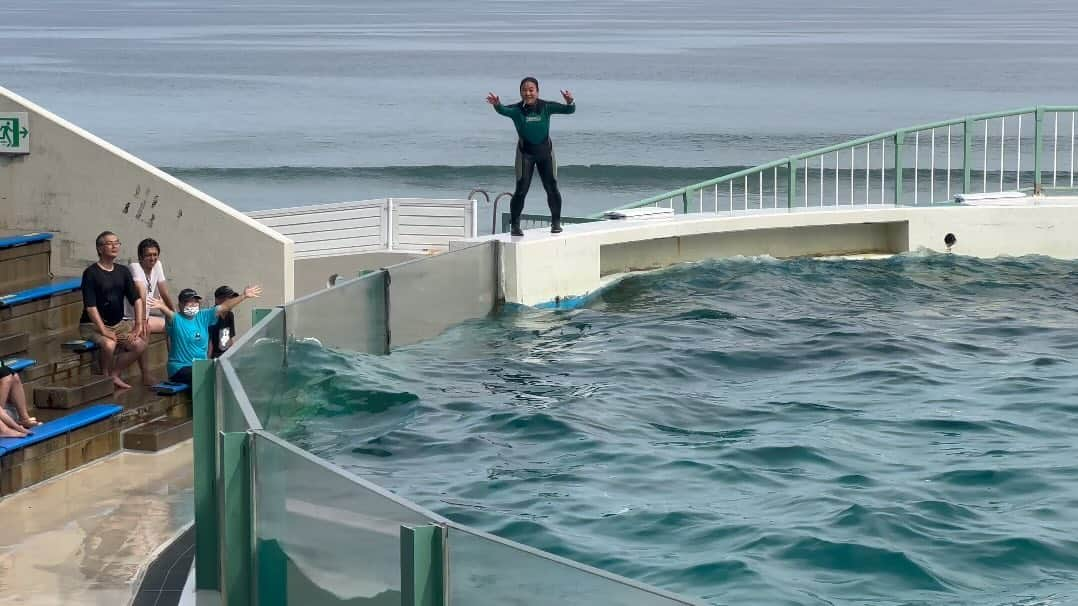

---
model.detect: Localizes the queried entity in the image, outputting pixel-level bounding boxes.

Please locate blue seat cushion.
[0,277,82,308]
[0,232,52,250]
[62,339,98,353]
[153,381,190,395]
[0,358,34,373]
[0,404,122,456]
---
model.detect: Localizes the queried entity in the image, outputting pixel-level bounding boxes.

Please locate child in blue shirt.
[152,285,261,384]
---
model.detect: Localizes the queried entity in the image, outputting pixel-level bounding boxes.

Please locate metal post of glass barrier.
[251,308,272,326]
[221,431,254,606]
[193,358,220,591]
[401,524,447,606]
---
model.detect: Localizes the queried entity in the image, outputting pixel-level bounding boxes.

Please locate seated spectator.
[126,237,175,385]
[80,231,147,390]
[209,285,240,358]
[153,285,261,385]
[0,363,36,437]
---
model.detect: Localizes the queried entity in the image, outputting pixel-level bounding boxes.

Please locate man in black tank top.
[487,77,576,236]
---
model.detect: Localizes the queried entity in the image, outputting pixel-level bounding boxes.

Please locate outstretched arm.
[149,296,175,322]
[487,92,516,117]
[216,285,262,319]
[548,89,576,114]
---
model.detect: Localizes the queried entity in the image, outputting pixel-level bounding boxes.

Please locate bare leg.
[97,337,117,380]
[137,316,166,385]
[112,336,147,389]
[0,387,28,437]
[1,374,37,427]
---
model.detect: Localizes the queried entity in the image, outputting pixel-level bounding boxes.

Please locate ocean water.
[4,0,1077,221]
[270,253,1078,605]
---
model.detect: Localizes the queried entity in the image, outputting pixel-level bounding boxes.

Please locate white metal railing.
[599,105,1078,219]
[249,197,478,257]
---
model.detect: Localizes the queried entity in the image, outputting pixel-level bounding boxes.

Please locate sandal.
[18,416,42,429]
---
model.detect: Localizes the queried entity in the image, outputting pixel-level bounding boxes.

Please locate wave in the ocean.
[163,164,752,185]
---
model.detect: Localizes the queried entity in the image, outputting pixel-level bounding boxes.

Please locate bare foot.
[18,416,42,429]
[0,426,28,438]
[112,375,133,390]
[142,377,157,387]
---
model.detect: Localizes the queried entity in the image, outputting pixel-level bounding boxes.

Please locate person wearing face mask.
[487,77,576,236]
[151,285,262,385]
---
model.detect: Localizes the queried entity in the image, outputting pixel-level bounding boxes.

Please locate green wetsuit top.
[494,99,575,153]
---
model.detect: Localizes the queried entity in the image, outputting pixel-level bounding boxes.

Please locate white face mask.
[182,305,199,318]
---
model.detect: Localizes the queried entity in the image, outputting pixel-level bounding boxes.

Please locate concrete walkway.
[0,442,193,606]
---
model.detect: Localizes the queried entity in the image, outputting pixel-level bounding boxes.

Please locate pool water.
[282,252,1078,605]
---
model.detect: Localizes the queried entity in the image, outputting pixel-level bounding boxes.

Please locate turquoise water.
[273,253,1078,605]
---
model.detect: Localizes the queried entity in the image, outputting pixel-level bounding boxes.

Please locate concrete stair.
[33,378,191,430]
[0,288,83,334]
[33,374,116,409]
[0,332,29,359]
[0,236,51,294]
[122,416,193,452]
[0,407,122,496]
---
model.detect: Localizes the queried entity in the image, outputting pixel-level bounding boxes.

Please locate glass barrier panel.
[224,306,285,368]
[447,525,701,606]
[216,359,248,433]
[388,241,497,348]
[217,359,261,431]
[222,308,291,428]
[252,431,439,605]
[284,271,388,354]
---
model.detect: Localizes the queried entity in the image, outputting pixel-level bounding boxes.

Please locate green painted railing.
[193,243,705,605]
[596,105,1078,218]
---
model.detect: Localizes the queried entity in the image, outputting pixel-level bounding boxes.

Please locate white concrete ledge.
[466,201,1078,307]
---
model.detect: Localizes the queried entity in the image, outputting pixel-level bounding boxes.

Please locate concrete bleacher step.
[0,281,83,335]
[0,276,81,309]
[0,332,29,359]
[32,377,191,432]
[33,374,115,409]
[0,404,122,496]
[122,416,193,452]
[0,232,52,294]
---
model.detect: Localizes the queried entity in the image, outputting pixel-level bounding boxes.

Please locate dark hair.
[137,237,161,259]
[95,231,117,248]
[519,76,539,91]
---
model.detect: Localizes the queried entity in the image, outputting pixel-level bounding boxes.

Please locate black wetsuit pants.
[510,141,562,226]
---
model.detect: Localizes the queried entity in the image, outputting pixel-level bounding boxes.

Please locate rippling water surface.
[279,253,1078,605]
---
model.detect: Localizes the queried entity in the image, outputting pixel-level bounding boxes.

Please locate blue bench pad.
[0,277,82,308]
[0,404,122,456]
[1,358,35,373]
[63,339,98,352]
[0,232,52,250]
[153,381,190,395]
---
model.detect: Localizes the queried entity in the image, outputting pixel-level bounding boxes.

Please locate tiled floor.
[0,441,194,605]
[131,526,194,606]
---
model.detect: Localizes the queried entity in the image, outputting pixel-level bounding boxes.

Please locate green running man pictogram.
[0,116,29,149]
